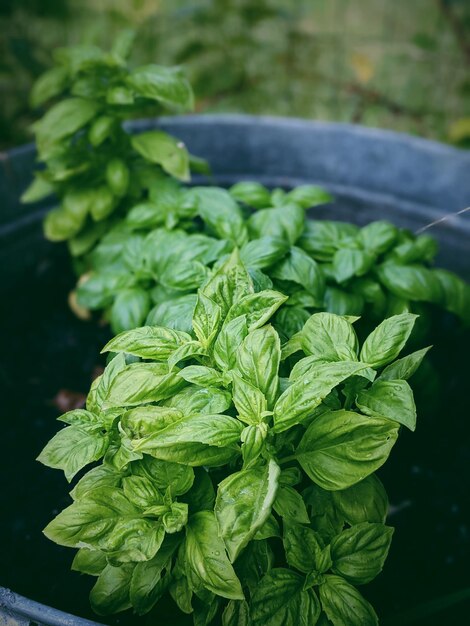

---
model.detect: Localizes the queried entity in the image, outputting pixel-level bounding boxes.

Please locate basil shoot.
[39,252,426,624]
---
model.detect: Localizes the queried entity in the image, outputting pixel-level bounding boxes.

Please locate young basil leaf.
[229,181,271,208]
[231,371,268,425]
[296,410,399,490]
[248,204,305,245]
[332,474,388,525]
[146,294,197,333]
[131,130,190,181]
[226,290,288,332]
[187,187,248,246]
[273,247,325,304]
[168,341,207,371]
[192,293,223,347]
[380,346,431,381]
[273,485,310,524]
[185,511,244,600]
[299,221,359,261]
[240,237,290,270]
[90,563,134,615]
[102,325,192,359]
[285,185,333,209]
[251,568,321,626]
[236,325,281,409]
[163,385,232,415]
[241,423,268,467]
[132,413,242,467]
[71,548,107,576]
[377,263,443,303]
[70,465,122,501]
[215,459,280,562]
[318,575,378,626]
[37,422,110,482]
[103,362,185,408]
[330,522,394,584]
[273,361,370,433]
[214,316,249,372]
[359,313,418,368]
[126,64,194,110]
[356,379,417,431]
[300,312,359,362]
[332,248,375,284]
[33,97,99,149]
[179,365,227,387]
[222,599,251,626]
[358,221,398,254]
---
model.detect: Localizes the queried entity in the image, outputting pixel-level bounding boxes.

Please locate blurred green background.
[1,0,469,150]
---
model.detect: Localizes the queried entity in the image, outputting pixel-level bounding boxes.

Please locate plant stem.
[278,454,297,465]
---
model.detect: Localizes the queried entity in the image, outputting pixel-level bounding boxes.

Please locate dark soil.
[0,245,469,625]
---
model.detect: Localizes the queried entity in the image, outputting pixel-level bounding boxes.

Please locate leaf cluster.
[23,31,201,244]
[39,252,427,625]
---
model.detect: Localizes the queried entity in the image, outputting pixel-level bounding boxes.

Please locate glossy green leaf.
[102,325,191,360]
[359,313,417,368]
[131,131,190,181]
[356,379,417,431]
[127,65,193,110]
[318,575,378,626]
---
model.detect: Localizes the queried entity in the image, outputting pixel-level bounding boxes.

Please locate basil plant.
[23,31,204,247]
[39,252,427,625]
[74,178,470,336]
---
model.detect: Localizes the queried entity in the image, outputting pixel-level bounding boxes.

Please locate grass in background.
[1,0,469,149]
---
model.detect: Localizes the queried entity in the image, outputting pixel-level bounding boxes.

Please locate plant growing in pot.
[38,251,425,625]
[19,34,470,625]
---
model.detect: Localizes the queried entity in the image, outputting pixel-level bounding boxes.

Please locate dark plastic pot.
[1,115,469,626]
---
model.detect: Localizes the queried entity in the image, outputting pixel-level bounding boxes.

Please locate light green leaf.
[185,511,244,600]
[110,288,151,334]
[215,459,280,562]
[296,410,399,490]
[230,181,271,208]
[231,371,268,425]
[380,346,431,381]
[102,325,192,360]
[193,293,222,347]
[332,249,375,284]
[131,131,190,181]
[71,548,107,576]
[236,325,281,409]
[127,65,193,110]
[90,563,134,615]
[359,313,418,368]
[301,313,359,362]
[272,247,325,304]
[356,379,417,431]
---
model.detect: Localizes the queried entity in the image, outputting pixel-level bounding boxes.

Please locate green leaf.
[272,248,325,304]
[299,221,359,261]
[359,313,418,368]
[285,185,333,209]
[131,131,190,181]
[30,66,68,107]
[236,325,281,410]
[90,563,134,615]
[251,568,321,626]
[273,486,310,524]
[187,187,248,246]
[231,371,268,425]
[72,548,107,576]
[324,287,364,316]
[37,424,109,482]
[330,522,394,584]
[296,410,399,490]
[133,413,243,467]
[358,221,398,254]
[380,346,431,381]
[226,290,288,332]
[377,263,443,303]
[193,293,222,347]
[332,249,375,284]
[132,456,194,496]
[433,269,470,323]
[241,237,290,270]
[102,325,192,360]
[222,599,251,626]
[248,204,305,245]
[179,365,226,387]
[273,361,370,433]
[21,176,55,204]
[110,288,151,334]
[318,575,378,626]
[103,362,185,408]
[332,474,388,525]
[214,316,249,371]
[229,181,271,208]
[127,65,194,110]
[163,386,231,415]
[301,313,358,362]
[147,295,197,334]
[356,379,417,431]
[215,459,280,562]
[87,353,127,413]
[283,522,325,574]
[34,97,99,152]
[185,511,244,600]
